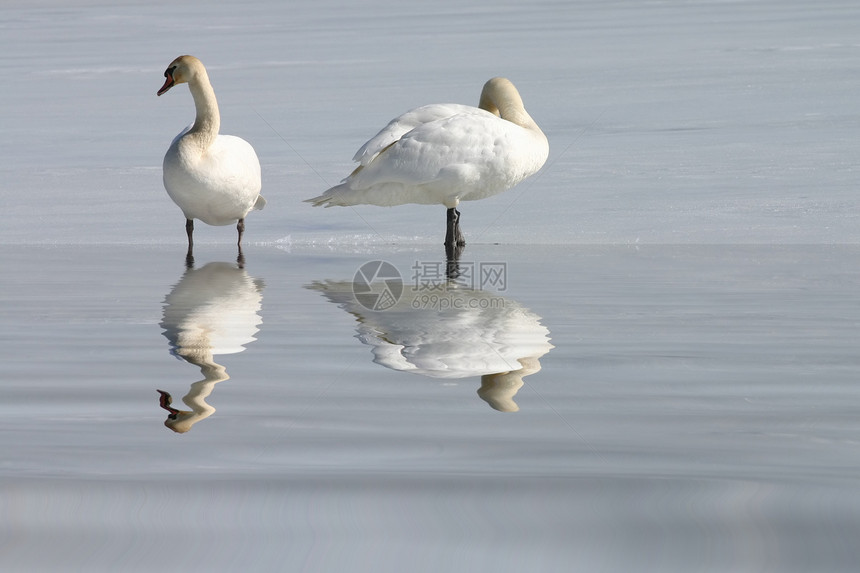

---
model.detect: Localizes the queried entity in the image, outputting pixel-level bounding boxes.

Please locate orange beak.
[157,72,175,96]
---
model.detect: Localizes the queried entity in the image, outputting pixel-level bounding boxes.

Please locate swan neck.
[163,364,228,433]
[187,69,220,147]
[480,86,541,133]
[503,106,541,132]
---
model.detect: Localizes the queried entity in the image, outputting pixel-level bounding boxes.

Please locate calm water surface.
[2,244,859,571]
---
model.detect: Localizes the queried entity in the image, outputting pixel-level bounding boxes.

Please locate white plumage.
[158,55,265,256]
[306,78,548,245]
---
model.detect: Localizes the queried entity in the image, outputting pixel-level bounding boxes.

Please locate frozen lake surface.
[2,1,860,571]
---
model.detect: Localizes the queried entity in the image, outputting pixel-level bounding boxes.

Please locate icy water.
[3,0,860,571]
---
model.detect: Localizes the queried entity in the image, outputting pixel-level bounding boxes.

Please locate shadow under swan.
[158,261,264,432]
[307,281,553,412]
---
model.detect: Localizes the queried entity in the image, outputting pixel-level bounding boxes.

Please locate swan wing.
[164,134,263,225]
[203,135,262,193]
[170,123,194,146]
[348,108,517,190]
[352,103,479,166]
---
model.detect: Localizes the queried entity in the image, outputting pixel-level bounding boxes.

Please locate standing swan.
[157,55,265,260]
[305,78,548,247]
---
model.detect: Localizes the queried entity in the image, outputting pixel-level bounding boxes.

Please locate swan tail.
[305,184,354,208]
[253,195,267,210]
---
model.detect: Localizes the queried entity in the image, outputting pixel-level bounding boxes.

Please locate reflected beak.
[157,73,175,96]
[157,389,180,418]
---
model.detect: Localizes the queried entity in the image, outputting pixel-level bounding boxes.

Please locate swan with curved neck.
[157,55,265,260]
[306,77,548,247]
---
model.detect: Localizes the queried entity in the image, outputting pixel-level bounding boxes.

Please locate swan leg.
[185,219,194,266]
[237,218,245,246]
[236,218,246,262]
[445,240,465,280]
[445,208,466,247]
[456,214,466,246]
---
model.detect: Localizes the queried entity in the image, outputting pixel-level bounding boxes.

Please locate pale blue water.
[2,0,860,571]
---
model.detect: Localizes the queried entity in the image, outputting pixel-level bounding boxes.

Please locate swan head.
[478,77,541,132]
[157,388,213,434]
[478,77,518,117]
[157,389,193,433]
[157,55,203,96]
[477,356,544,412]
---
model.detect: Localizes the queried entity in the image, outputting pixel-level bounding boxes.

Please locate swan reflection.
[158,261,264,432]
[308,280,552,411]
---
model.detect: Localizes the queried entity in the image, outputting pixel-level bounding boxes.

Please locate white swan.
[305,77,549,246]
[157,55,265,258]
